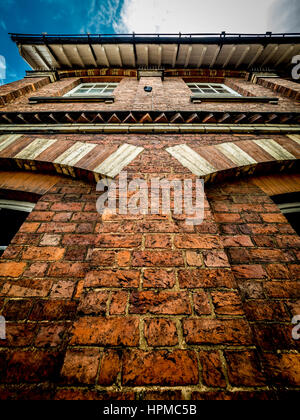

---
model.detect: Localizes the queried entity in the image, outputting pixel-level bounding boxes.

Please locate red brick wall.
[256,77,300,101]
[1,74,299,112]
[0,72,299,400]
[0,131,299,399]
[0,77,50,107]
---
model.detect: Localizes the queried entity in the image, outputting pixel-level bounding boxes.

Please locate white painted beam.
[184,46,193,68]
[166,144,216,176]
[94,143,144,178]
[197,46,207,68]
[253,139,296,160]
[235,46,250,68]
[247,45,264,68]
[222,46,236,68]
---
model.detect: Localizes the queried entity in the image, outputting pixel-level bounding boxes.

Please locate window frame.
[187,82,241,97]
[64,82,119,98]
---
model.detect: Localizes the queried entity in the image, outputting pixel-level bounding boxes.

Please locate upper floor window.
[187,83,240,97]
[64,83,118,97]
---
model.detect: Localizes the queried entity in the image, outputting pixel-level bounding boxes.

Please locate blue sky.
[0,0,299,84]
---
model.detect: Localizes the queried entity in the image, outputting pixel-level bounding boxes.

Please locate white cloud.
[0,20,7,31]
[84,0,121,33]
[114,0,279,34]
[0,55,6,80]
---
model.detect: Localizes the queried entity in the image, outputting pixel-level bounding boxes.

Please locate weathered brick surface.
[0,72,299,400]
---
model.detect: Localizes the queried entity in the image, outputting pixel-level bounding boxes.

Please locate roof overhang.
[10,32,300,72]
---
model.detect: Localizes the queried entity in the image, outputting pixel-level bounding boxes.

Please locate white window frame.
[64,83,118,97]
[187,83,241,96]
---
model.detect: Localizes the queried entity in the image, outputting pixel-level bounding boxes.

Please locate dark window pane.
[272,192,300,236]
[0,208,29,249]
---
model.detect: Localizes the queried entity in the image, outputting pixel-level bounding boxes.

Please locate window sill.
[28,96,115,104]
[190,95,279,104]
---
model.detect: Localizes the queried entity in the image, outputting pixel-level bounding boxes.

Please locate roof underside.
[10,33,300,71]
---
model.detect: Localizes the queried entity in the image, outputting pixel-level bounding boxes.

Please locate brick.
[248,248,289,263]
[225,351,266,386]
[3,278,53,298]
[211,290,244,315]
[183,319,253,345]
[38,222,76,233]
[178,268,235,288]
[132,251,184,267]
[96,234,141,248]
[0,262,26,278]
[122,350,199,386]
[40,234,61,246]
[60,348,100,385]
[54,389,135,400]
[266,264,290,279]
[252,235,277,247]
[203,250,230,267]
[52,212,72,222]
[237,280,265,299]
[84,270,139,288]
[6,351,64,383]
[222,235,254,247]
[215,213,242,223]
[289,264,300,279]
[198,351,226,388]
[70,316,140,346]
[264,281,300,298]
[50,280,75,299]
[76,223,94,233]
[47,262,88,278]
[252,324,298,351]
[62,234,95,246]
[35,324,67,348]
[109,291,128,315]
[64,246,87,261]
[27,211,54,221]
[22,247,65,261]
[231,264,267,279]
[19,222,40,233]
[145,234,171,248]
[51,202,83,211]
[129,291,191,314]
[78,290,109,315]
[2,323,37,347]
[244,300,288,321]
[263,354,300,386]
[144,319,178,346]
[143,269,175,288]
[86,249,115,265]
[29,300,78,321]
[98,349,121,386]
[23,262,48,278]
[261,213,287,223]
[2,299,32,320]
[174,234,221,249]
[143,391,183,400]
[192,291,211,315]
[186,251,203,267]
[190,391,272,400]
[116,250,131,266]
[277,235,300,248]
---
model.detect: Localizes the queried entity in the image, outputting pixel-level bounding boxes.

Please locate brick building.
[0,32,299,400]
